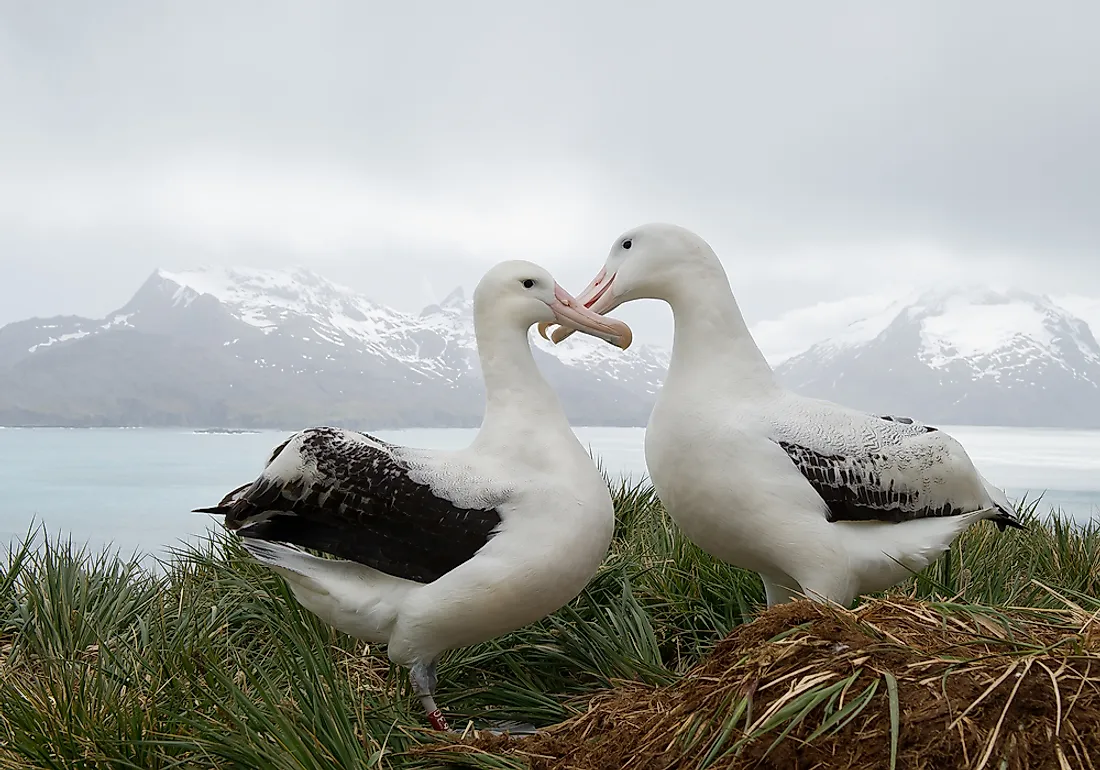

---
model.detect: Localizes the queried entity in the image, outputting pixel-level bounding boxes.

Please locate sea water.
[0,425,1096,561]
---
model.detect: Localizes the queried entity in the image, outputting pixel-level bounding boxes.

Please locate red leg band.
[427,709,449,731]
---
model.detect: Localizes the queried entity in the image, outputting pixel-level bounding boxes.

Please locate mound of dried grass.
[425,594,1100,770]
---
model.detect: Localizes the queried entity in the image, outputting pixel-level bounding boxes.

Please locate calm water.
[1,425,1097,560]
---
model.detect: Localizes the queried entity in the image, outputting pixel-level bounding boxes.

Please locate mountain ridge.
[774,287,1100,428]
[2,270,1098,429]
[0,266,667,429]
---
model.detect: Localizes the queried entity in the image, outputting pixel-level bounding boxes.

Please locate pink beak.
[538,268,622,345]
[541,281,632,349]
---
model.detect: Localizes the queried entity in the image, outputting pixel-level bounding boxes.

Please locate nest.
[424,596,1100,769]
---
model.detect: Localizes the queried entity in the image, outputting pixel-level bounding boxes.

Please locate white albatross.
[195,260,632,733]
[542,223,1023,608]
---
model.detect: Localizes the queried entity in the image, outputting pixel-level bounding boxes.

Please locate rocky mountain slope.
[774,288,1100,428]
[0,267,668,428]
[4,273,1098,429]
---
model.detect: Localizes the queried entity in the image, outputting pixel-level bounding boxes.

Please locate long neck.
[472,314,573,454]
[661,262,777,396]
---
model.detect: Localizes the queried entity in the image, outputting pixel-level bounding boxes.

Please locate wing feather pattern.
[770,410,1022,530]
[196,427,508,583]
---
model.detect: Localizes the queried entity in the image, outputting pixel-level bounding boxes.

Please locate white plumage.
[197,260,632,732]
[549,223,1023,607]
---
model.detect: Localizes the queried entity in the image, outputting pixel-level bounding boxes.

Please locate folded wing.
[196,427,509,583]
[770,411,1022,530]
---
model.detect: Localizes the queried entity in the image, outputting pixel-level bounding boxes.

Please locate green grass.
[1,481,1097,769]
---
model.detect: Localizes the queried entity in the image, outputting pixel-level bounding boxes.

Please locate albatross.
[195,260,632,733]
[542,223,1023,608]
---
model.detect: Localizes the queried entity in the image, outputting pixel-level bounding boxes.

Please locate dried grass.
[423,597,1100,770]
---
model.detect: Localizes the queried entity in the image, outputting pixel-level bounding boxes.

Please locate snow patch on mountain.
[759,287,1100,370]
[772,287,1100,428]
[749,293,915,366]
[27,330,90,353]
[1057,294,1100,342]
[903,289,1100,373]
[147,265,669,393]
[920,300,1051,362]
[158,266,407,342]
[24,313,134,353]
[818,297,915,350]
[418,281,669,391]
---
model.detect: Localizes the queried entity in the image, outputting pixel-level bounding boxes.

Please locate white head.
[473,259,633,349]
[539,224,720,344]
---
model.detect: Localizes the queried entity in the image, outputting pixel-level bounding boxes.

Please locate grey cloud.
[1,0,1098,339]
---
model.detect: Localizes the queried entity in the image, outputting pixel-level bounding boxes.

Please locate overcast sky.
[2,1,1098,352]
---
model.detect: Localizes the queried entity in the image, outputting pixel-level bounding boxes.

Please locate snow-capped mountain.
[5,270,1097,429]
[0,266,667,428]
[418,284,670,394]
[774,287,1100,428]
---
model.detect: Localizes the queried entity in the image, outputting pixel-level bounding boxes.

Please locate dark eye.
[521,279,535,289]
[622,239,632,250]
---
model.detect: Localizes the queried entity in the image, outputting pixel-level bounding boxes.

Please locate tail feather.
[193,482,251,515]
[239,537,350,596]
[194,479,285,531]
[979,474,1026,532]
[991,508,1026,532]
[240,537,307,568]
[239,537,410,645]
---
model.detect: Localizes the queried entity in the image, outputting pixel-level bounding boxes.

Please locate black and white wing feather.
[768,406,1022,530]
[195,427,510,583]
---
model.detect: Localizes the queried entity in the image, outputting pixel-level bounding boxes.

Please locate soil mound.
[423,597,1100,769]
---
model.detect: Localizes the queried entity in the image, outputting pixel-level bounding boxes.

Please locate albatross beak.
[542,282,632,350]
[538,268,623,345]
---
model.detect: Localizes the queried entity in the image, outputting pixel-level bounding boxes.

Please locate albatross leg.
[409,662,538,736]
[410,662,450,731]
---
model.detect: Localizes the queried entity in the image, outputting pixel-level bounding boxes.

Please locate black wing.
[196,427,505,584]
[773,439,970,525]
[771,411,1022,531]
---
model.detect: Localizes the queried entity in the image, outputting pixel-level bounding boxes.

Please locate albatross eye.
[521,279,535,289]
[622,239,632,250]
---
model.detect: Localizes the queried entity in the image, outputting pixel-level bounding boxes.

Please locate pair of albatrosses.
[200,227,1022,733]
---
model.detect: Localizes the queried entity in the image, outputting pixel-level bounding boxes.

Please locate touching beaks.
[540,268,621,346]
[543,282,632,350]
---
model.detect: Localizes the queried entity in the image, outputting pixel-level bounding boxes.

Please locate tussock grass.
[436,597,1100,769]
[1,482,1098,768]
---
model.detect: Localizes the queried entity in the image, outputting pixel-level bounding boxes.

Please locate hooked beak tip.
[536,322,553,342]
[550,326,573,344]
[616,327,633,350]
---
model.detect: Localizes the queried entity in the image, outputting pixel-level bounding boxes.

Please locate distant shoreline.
[0,422,653,431]
[2,423,1100,433]
[0,418,650,430]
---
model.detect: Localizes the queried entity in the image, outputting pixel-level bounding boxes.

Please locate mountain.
[0,267,668,429]
[6,271,1098,430]
[774,287,1100,428]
